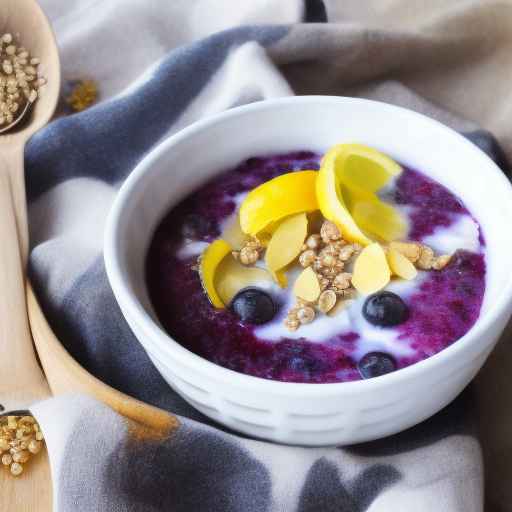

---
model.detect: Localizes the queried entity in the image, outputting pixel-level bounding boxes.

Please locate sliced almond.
[351,243,391,295]
[387,248,417,280]
[293,267,321,302]
[265,212,308,283]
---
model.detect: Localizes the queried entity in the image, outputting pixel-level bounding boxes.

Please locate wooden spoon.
[0,0,60,509]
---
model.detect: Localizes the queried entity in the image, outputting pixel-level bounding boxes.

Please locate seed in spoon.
[0,32,46,130]
[0,415,45,477]
[10,462,23,476]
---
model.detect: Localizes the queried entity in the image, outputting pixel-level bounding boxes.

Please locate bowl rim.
[104,95,512,396]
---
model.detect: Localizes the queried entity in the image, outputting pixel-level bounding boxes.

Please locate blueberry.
[230,288,276,325]
[358,352,396,379]
[363,291,409,327]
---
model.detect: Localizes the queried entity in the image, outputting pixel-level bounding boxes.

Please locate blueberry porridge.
[146,144,485,383]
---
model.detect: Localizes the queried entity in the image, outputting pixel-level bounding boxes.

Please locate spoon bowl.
[0,0,60,146]
[0,101,31,135]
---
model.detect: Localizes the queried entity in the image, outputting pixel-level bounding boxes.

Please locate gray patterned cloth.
[26,1,510,510]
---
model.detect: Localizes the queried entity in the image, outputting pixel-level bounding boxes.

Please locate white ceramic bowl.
[105,96,512,446]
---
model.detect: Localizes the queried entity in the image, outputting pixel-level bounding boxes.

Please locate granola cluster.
[233,236,263,265]
[285,221,359,331]
[305,221,360,288]
[389,241,451,270]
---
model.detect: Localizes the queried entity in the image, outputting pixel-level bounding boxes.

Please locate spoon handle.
[2,143,29,263]
[0,152,50,411]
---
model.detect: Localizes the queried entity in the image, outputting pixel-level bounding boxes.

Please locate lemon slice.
[333,143,401,192]
[343,184,407,242]
[239,171,318,236]
[221,214,247,250]
[316,144,405,245]
[316,149,371,246]
[199,239,232,308]
[271,269,288,289]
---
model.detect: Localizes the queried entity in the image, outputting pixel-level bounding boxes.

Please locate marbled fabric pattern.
[26,0,512,510]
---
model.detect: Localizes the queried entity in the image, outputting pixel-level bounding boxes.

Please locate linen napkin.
[25,1,512,510]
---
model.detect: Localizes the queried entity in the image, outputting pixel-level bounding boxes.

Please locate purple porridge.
[146,151,486,383]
